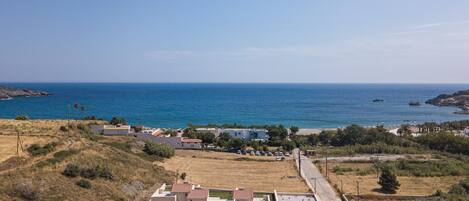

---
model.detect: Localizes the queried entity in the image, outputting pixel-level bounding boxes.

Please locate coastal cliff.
[0,85,51,100]
[426,89,469,113]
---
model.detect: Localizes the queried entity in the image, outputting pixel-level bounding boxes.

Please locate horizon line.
[1,81,469,85]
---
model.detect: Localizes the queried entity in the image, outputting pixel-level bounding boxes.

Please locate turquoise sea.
[1,83,468,128]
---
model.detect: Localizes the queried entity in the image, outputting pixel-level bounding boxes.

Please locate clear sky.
[1,1,469,83]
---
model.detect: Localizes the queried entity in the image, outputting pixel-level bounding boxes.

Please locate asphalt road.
[294,149,341,201]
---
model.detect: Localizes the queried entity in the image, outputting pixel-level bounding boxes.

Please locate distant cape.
[426,89,469,114]
[0,85,51,100]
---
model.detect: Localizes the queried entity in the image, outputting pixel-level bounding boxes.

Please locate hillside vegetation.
[0,119,174,201]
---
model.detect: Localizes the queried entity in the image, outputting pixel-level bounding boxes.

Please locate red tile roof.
[187,188,209,199]
[233,189,253,201]
[171,183,193,193]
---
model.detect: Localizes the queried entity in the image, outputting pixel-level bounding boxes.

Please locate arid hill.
[0,119,174,201]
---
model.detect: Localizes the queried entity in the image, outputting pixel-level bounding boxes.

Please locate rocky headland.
[0,85,51,100]
[426,89,469,113]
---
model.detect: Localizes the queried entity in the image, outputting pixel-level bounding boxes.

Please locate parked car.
[267,151,273,156]
[241,150,246,155]
[284,152,290,157]
[237,150,242,154]
[250,151,255,155]
[260,151,266,156]
[255,151,261,156]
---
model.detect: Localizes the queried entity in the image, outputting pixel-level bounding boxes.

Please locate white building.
[90,124,131,135]
[195,128,269,141]
[133,133,202,149]
[219,128,269,141]
[140,128,164,136]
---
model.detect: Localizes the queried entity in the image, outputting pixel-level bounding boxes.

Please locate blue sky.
[1,1,469,83]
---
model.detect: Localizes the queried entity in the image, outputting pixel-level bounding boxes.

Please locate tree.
[218,132,232,142]
[307,135,319,146]
[335,125,367,146]
[267,125,288,145]
[228,138,245,150]
[143,141,175,158]
[180,172,187,181]
[378,168,400,194]
[196,132,216,145]
[110,117,127,125]
[281,140,296,151]
[183,127,197,139]
[290,126,299,135]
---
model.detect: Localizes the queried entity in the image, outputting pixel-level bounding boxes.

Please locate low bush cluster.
[15,181,40,200]
[75,179,92,189]
[143,141,175,158]
[15,115,29,120]
[62,163,113,180]
[26,142,58,156]
[377,160,469,177]
[332,166,354,175]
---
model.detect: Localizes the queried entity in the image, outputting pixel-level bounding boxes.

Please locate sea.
[1,83,468,128]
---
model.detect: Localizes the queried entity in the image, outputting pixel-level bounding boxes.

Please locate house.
[218,128,269,141]
[172,183,195,201]
[465,127,469,136]
[134,133,202,149]
[195,128,269,141]
[151,182,207,201]
[187,188,209,201]
[90,124,131,135]
[150,183,262,201]
[233,188,253,201]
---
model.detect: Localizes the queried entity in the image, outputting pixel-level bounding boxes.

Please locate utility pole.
[298,149,301,175]
[325,150,328,178]
[16,128,24,156]
[340,180,343,193]
[356,180,360,196]
[313,178,317,193]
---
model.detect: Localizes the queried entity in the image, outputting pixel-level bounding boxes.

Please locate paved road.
[293,149,341,201]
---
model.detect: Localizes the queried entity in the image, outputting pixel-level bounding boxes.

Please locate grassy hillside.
[0,119,174,201]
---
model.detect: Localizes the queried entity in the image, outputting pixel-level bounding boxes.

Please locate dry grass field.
[160,150,310,193]
[0,135,54,162]
[0,119,103,162]
[317,161,464,196]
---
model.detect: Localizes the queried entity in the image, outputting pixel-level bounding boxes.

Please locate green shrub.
[59,126,68,132]
[332,166,354,174]
[26,142,57,156]
[110,117,127,125]
[15,115,29,120]
[378,167,400,194]
[75,179,91,189]
[385,160,469,177]
[80,167,99,179]
[63,163,113,180]
[63,164,80,177]
[53,149,79,161]
[143,141,175,158]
